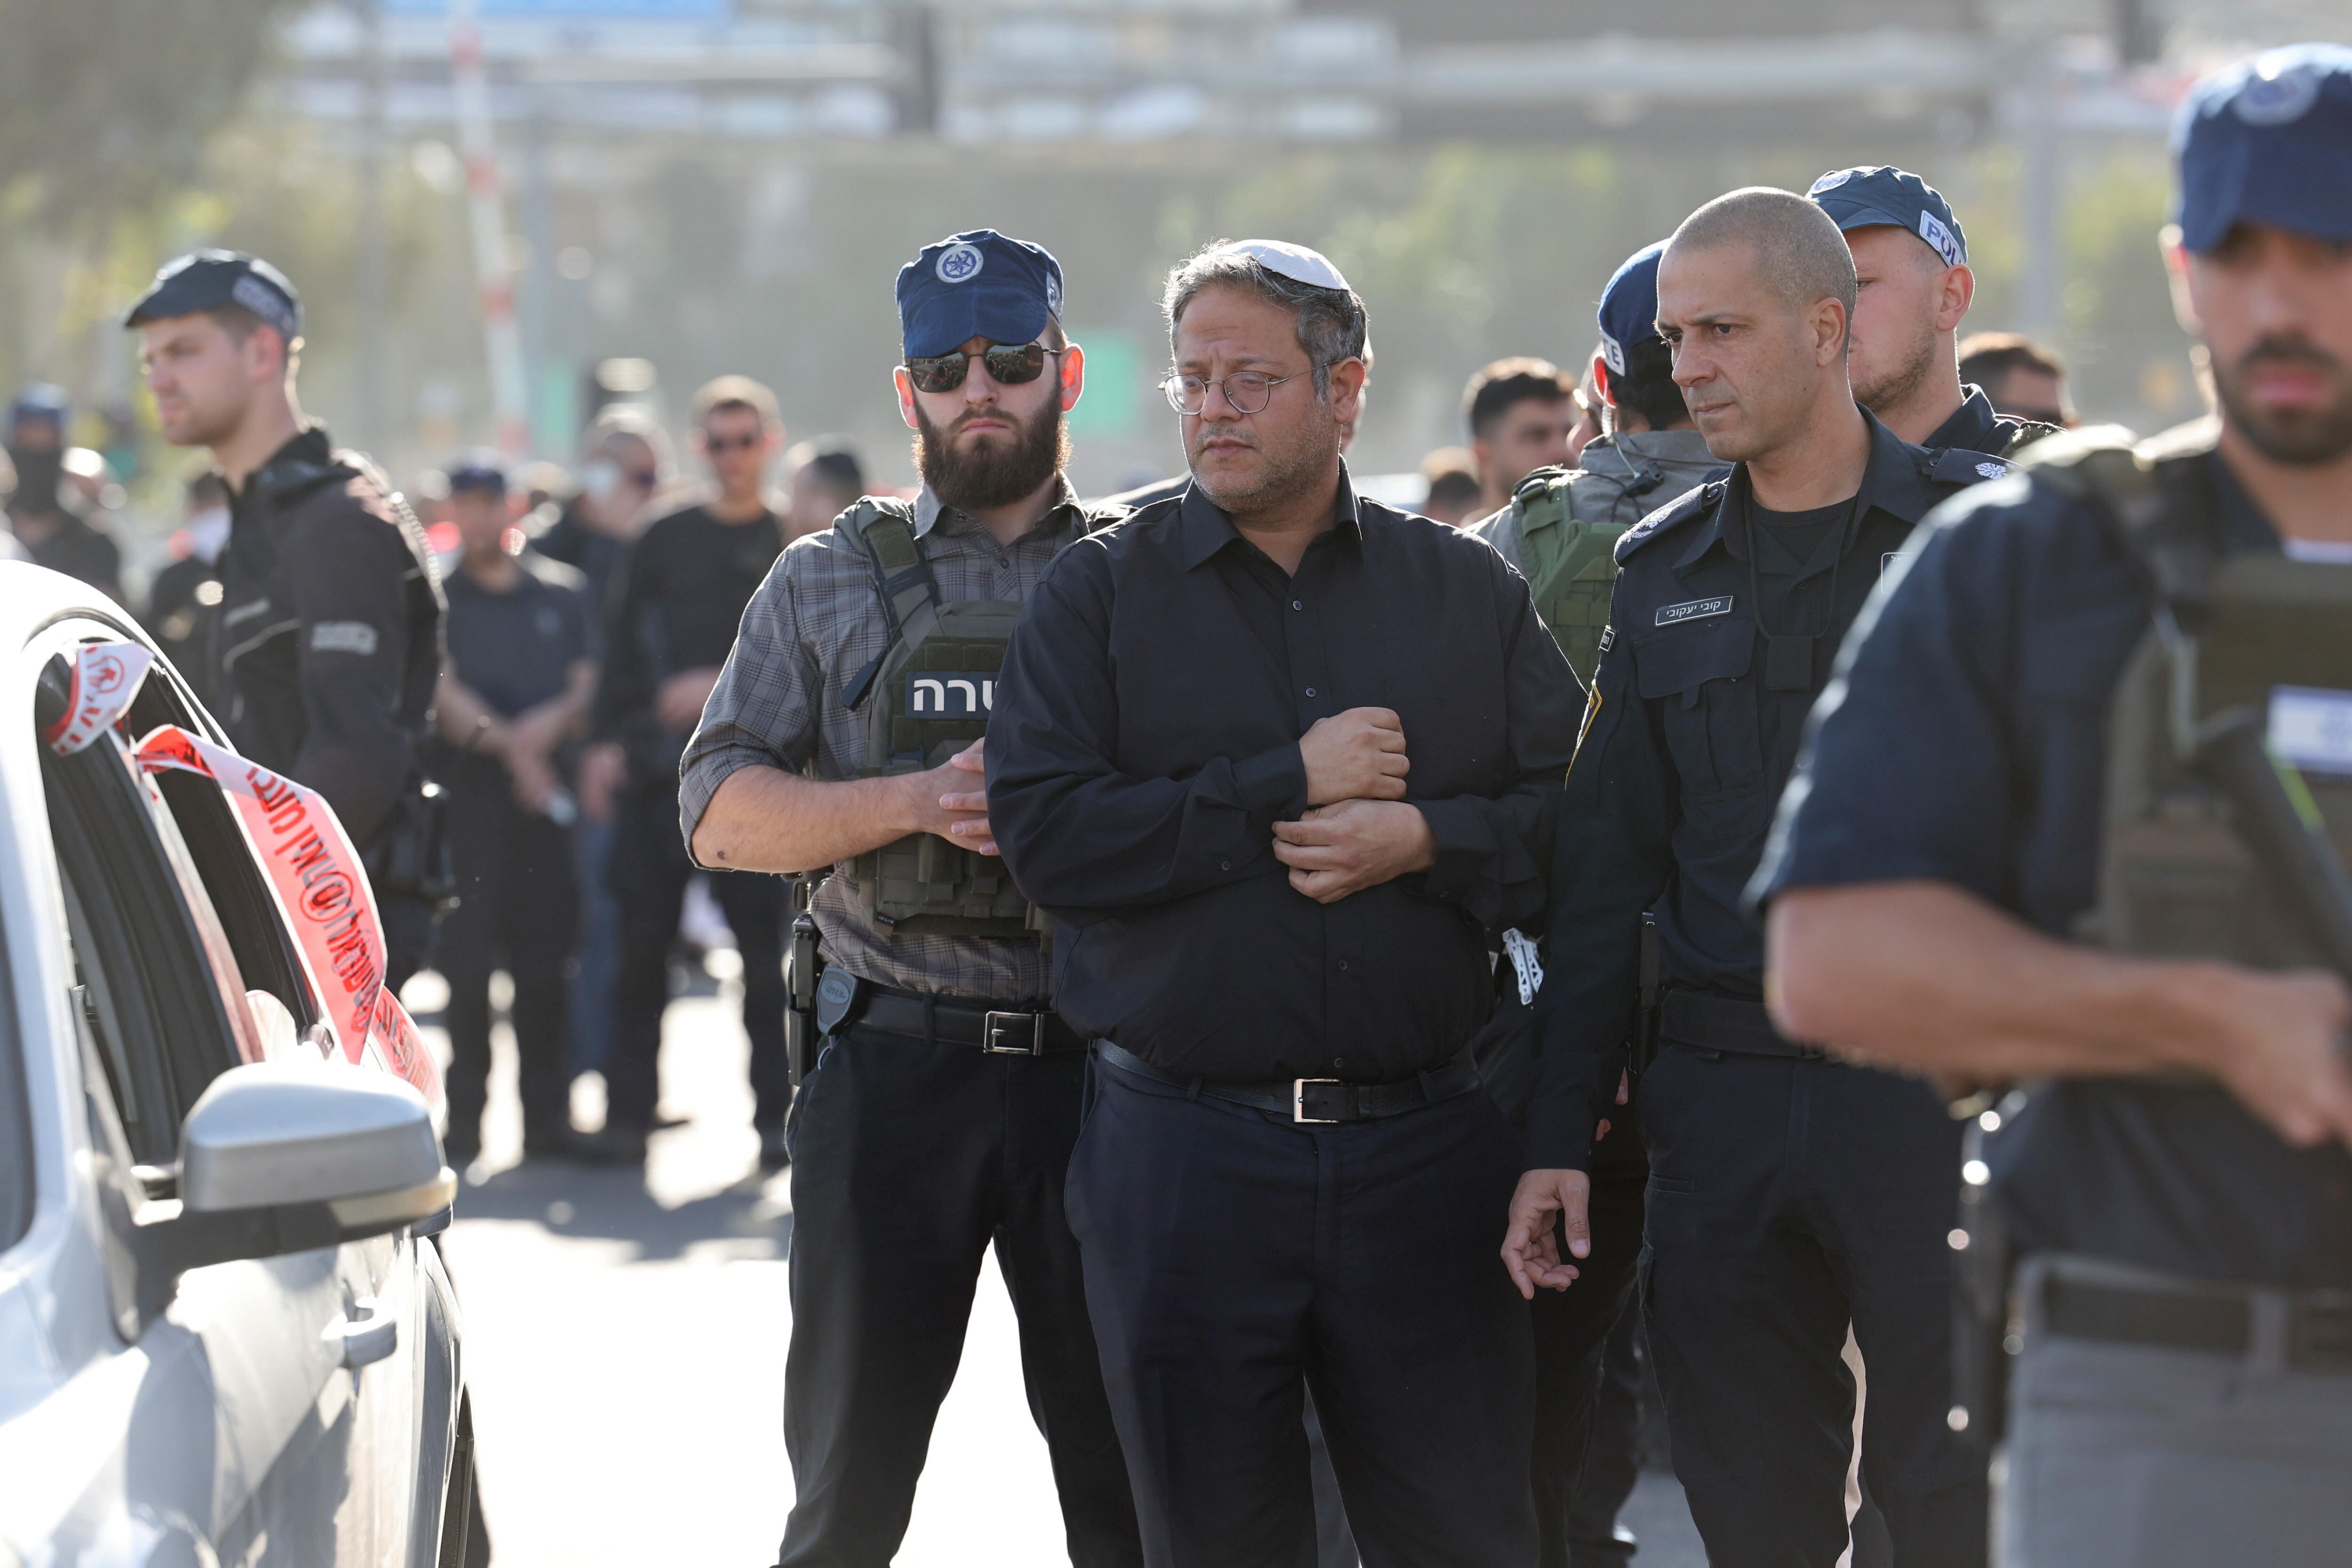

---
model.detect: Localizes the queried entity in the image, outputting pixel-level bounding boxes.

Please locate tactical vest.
[1512,439,1727,682]
[2025,424,2352,972]
[828,499,1045,941]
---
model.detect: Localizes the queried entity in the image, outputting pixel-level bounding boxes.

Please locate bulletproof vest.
[1513,434,1728,682]
[2026,424,2352,971]
[828,499,1044,941]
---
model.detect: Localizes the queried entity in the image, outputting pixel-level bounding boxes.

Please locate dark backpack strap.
[835,500,941,709]
[2020,424,2226,635]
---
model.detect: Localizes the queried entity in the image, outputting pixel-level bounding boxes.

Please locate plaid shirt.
[679,478,1109,1000]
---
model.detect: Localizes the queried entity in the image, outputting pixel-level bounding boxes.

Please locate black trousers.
[1637,1043,1987,1568]
[435,770,578,1148]
[777,1025,1141,1568]
[605,779,789,1132]
[1069,1051,1537,1568]
[1476,994,1648,1568]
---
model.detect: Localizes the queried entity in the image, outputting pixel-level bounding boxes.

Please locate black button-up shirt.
[1754,443,2352,1288]
[987,472,1581,1084]
[1528,411,1998,1170]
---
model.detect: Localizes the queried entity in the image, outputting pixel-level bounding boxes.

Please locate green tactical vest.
[2024,423,2352,972]
[827,499,1046,941]
[1510,435,1728,683]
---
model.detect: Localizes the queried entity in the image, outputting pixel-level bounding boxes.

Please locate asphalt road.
[416,960,1708,1568]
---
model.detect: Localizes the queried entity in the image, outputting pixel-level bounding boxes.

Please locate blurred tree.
[0,0,303,231]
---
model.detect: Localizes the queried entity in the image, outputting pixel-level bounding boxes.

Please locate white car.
[0,564,477,1567]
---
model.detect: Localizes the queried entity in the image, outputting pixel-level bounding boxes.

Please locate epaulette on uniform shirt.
[1614,480,1725,564]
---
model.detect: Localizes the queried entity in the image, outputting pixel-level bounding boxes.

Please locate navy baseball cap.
[124,249,302,341]
[1596,241,1668,376]
[2173,44,2352,253]
[8,383,68,430]
[896,230,1065,360]
[1807,166,1969,270]
[446,454,508,496]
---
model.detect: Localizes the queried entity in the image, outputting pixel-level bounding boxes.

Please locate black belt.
[850,984,1083,1056]
[2042,1270,2352,1374]
[1094,1039,1481,1125]
[1659,988,1823,1060]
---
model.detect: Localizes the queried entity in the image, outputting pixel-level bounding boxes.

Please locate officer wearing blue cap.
[680,228,1142,1568]
[1759,43,2352,1566]
[126,249,448,985]
[5,381,124,599]
[1810,166,2058,462]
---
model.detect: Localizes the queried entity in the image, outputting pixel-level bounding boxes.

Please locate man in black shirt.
[580,376,791,1166]
[990,239,1582,1567]
[146,470,232,710]
[429,459,596,1164]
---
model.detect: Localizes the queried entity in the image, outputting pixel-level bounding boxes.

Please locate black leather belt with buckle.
[841,979,1083,1056]
[1094,1040,1481,1124]
[2042,1271,2352,1374]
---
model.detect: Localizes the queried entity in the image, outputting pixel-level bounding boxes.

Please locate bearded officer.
[1758,44,2352,1568]
[1502,188,2008,1566]
[1806,166,2057,461]
[682,229,1141,1568]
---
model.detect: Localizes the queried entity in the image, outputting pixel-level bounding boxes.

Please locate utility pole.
[448,0,531,458]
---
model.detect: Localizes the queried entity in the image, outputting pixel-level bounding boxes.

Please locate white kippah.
[1227,239,1352,294]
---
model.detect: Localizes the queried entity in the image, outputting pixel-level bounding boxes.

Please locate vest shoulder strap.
[2020,420,2225,631]
[834,498,941,709]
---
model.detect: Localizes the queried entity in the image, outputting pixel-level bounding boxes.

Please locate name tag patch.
[310,621,379,656]
[2269,686,2352,775]
[1654,596,1733,627]
[906,670,995,717]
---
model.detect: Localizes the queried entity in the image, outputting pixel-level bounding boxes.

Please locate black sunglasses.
[905,342,1057,394]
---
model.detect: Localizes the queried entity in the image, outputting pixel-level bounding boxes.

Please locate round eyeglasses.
[1160,370,1308,416]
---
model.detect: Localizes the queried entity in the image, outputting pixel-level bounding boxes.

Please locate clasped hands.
[1274,707,1435,905]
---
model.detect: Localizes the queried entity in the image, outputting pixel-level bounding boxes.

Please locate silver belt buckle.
[1293,1078,1341,1124]
[983,1011,1045,1056]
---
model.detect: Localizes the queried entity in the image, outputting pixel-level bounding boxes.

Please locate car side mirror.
[137,1062,455,1286]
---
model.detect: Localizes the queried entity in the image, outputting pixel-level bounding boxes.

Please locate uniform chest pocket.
[1633,618,1764,797]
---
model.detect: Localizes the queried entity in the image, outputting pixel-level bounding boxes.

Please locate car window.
[0,906,27,1254]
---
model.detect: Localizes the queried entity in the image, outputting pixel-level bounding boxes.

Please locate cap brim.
[904,287,1052,359]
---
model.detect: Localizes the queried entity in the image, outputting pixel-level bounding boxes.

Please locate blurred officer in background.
[1474,239,1728,1568]
[781,436,867,543]
[1759,45,2352,1568]
[1503,189,2005,1568]
[7,383,123,599]
[684,229,1141,1568]
[579,375,791,1167]
[1808,167,2058,460]
[127,250,447,985]
[1464,357,1581,517]
[1420,446,1485,525]
[1956,332,2077,429]
[430,457,597,1166]
[146,470,232,708]
[991,237,1581,1567]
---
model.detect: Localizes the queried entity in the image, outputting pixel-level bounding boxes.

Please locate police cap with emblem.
[124,249,303,341]
[446,454,508,497]
[897,230,1065,360]
[2174,42,2352,253]
[1806,166,1969,271]
[1596,240,1668,377]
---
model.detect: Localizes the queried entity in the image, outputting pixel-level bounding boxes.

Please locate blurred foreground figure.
[1956,332,2076,430]
[683,231,1142,1568]
[429,458,596,1165]
[128,250,447,986]
[1504,189,2004,1567]
[1810,166,2057,460]
[578,376,792,1167]
[991,238,1581,1568]
[1758,44,2352,1568]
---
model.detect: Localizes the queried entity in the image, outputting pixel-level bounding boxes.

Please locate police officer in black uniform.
[1503,188,2002,1567]
[1807,167,2056,462]
[128,251,446,984]
[1758,45,2352,1568]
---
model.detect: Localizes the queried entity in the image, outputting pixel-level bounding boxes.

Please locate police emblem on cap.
[1917,212,1964,269]
[1046,271,1061,317]
[1976,460,2008,479]
[2233,61,2324,126]
[1808,169,1855,194]
[936,241,985,284]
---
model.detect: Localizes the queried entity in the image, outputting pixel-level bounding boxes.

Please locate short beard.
[2212,338,2352,466]
[912,398,1068,513]
[1190,409,1341,518]
[1851,321,1939,420]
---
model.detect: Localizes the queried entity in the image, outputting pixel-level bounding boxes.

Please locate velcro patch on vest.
[2269,686,2352,775]
[1654,596,1733,627]
[906,671,996,717]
